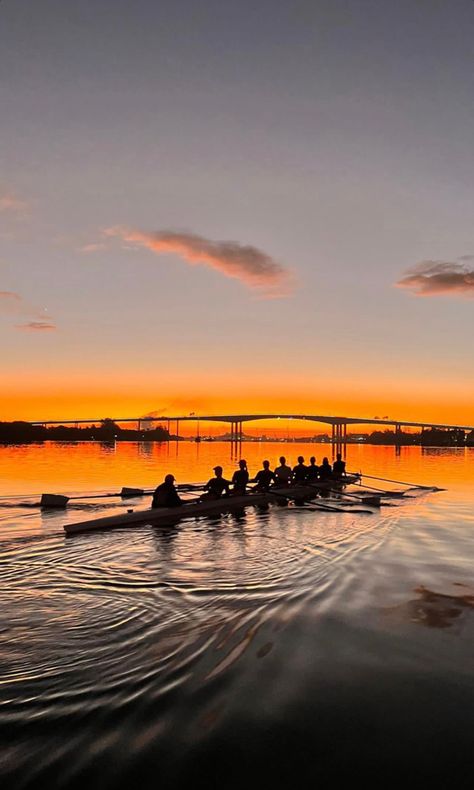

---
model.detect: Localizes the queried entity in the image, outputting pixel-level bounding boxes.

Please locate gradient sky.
[1,0,473,424]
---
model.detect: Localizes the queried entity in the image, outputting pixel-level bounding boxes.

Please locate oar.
[306,481,381,507]
[320,488,381,507]
[0,482,208,509]
[67,484,205,500]
[349,482,407,497]
[269,489,374,514]
[351,472,444,491]
[306,504,374,514]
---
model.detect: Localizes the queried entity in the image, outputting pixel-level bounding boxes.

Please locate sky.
[1,0,473,427]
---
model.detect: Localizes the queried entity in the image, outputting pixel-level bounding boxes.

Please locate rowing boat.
[64,475,362,535]
[65,489,291,534]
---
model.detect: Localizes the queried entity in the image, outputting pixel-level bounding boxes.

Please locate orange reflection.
[0,442,473,498]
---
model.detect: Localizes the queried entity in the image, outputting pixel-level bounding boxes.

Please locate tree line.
[0,419,171,443]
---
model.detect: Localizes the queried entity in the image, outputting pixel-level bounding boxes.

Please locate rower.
[306,456,319,481]
[292,456,308,484]
[253,460,276,492]
[274,456,292,487]
[332,452,346,479]
[232,459,249,495]
[318,457,333,480]
[152,474,183,508]
[201,466,231,500]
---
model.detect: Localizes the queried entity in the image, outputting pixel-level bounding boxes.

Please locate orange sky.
[2,2,474,440]
[1,367,473,428]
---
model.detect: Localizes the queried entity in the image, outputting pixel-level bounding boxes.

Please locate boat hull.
[64,476,360,535]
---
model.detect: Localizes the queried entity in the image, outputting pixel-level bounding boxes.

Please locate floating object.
[120,487,145,498]
[41,493,69,508]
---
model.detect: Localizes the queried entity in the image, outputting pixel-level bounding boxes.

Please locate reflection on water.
[0,443,473,785]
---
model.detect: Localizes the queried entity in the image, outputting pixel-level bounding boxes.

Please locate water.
[1,442,473,785]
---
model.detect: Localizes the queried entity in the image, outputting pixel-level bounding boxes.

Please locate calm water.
[1,442,473,785]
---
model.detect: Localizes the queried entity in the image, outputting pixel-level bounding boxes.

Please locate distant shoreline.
[1,423,473,449]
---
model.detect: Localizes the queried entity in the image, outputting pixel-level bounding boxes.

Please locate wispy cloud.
[15,320,56,331]
[0,290,21,302]
[104,227,294,297]
[80,242,106,253]
[395,258,474,297]
[0,192,28,215]
[1,289,56,330]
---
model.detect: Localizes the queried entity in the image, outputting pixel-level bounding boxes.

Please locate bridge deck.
[29,414,474,431]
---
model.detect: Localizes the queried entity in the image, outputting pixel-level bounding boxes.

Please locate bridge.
[30,413,474,446]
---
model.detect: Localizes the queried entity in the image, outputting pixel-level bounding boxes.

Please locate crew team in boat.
[151,454,347,508]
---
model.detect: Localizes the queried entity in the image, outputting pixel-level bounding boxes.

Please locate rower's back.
[332,453,346,479]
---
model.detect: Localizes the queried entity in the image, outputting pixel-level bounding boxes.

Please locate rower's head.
[336,453,342,461]
[322,457,329,465]
[213,465,223,477]
[238,459,247,469]
[310,456,316,465]
[297,456,304,464]
[263,460,270,469]
[164,474,175,485]
[279,456,286,465]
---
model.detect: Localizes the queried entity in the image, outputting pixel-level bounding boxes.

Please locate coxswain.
[232,459,249,495]
[152,474,183,508]
[292,456,308,484]
[332,452,346,479]
[318,457,333,480]
[306,456,319,481]
[274,456,292,487]
[201,466,231,500]
[253,460,276,492]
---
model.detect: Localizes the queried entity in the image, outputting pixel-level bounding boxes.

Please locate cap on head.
[165,474,175,483]
[213,465,223,474]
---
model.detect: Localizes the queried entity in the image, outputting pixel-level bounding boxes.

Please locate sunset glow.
[1,0,472,429]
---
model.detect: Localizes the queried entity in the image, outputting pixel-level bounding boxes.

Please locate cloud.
[0,290,21,302]
[0,291,22,315]
[104,227,294,297]
[15,320,56,331]
[80,242,106,253]
[1,289,56,329]
[395,259,474,297]
[0,193,28,214]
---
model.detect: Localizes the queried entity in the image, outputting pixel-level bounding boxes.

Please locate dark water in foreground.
[0,443,473,785]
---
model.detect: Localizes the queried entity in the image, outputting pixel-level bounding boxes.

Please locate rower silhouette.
[152,474,183,508]
[201,466,231,500]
